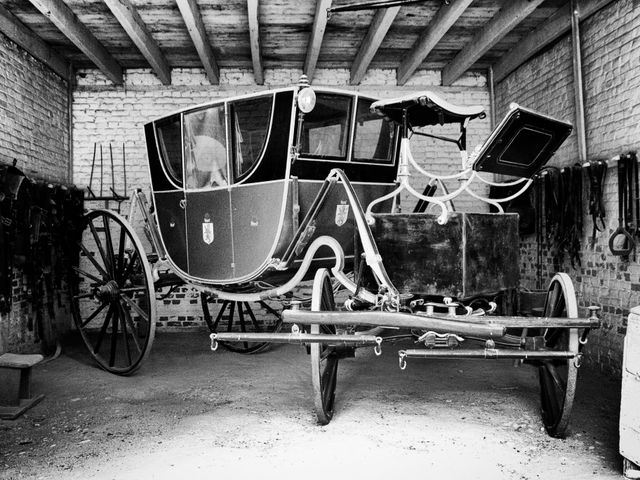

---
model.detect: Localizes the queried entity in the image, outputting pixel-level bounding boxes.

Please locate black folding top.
[370,91,486,127]
[472,104,573,178]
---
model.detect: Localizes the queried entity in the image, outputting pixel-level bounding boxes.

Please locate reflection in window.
[156,116,183,184]
[183,106,227,189]
[230,95,273,180]
[353,98,396,163]
[301,93,351,160]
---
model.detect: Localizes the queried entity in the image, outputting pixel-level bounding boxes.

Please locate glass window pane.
[353,98,396,163]
[300,93,351,160]
[156,116,183,184]
[183,106,227,189]
[230,95,273,180]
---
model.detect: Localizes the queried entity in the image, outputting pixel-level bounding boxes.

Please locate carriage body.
[144,87,399,288]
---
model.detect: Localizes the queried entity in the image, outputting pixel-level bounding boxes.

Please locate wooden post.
[571,0,588,163]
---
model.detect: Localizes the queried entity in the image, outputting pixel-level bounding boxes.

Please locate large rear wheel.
[538,273,579,438]
[310,268,340,425]
[70,209,156,375]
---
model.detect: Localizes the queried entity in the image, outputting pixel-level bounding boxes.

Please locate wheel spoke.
[119,250,138,284]
[102,214,117,280]
[72,266,106,285]
[237,303,249,350]
[541,364,562,420]
[89,219,112,276]
[117,302,133,365]
[109,299,120,367]
[119,293,149,323]
[116,224,126,283]
[93,303,114,355]
[81,301,108,328]
[78,242,110,279]
[244,302,263,332]
[210,300,228,332]
[226,301,236,332]
[119,300,142,353]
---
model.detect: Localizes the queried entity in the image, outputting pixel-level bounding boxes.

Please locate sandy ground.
[0,331,624,480]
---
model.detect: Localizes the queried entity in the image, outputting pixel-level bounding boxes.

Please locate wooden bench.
[0,353,45,420]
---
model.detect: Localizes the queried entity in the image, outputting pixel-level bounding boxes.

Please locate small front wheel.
[310,268,340,425]
[538,273,579,438]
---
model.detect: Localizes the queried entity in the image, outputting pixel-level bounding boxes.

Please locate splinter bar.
[212,332,380,347]
[399,349,577,360]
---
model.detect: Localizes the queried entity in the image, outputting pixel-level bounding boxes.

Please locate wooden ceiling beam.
[304,0,332,81]
[0,4,70,80]
[397,0,473,86]
[350,6,400,85]
[247,0,263,85]
[176,0,220,85]
[104,0,171,85]
[28,0,122,84]
[442,0,545,86]
[493,0,617,83]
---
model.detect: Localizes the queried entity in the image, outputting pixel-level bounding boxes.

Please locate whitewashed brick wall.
[0,34,71,354]
[496,0,640,375]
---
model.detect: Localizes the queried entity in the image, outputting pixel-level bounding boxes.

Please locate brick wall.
[0,34,72,354]
[495,0,640,375]
[72,67,491,330]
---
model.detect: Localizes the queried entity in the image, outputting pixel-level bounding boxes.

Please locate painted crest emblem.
[335,203,349,227]
[202,213,214,245]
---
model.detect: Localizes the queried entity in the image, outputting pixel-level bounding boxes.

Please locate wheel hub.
[94,280,120,302]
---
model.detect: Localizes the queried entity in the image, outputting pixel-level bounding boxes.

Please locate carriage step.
[0,353,45,420]
[398,348,577,364]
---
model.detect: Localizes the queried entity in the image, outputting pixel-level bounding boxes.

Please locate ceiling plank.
[247,0,263,85]
[0,4,70,80]
[104,0,171,85]
[27,0,122,84]
[442,0,546,86]
[176,0,220,85]
[304,0,332,81]
[350,6,400,85]
[493,0,617,83]
[397,0,473,86]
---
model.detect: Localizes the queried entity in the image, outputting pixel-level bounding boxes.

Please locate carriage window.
[230,95,273,181]
[183,106,227,189]
[300,93,351,160]
[353,98,396,163]
[156,116,183,184]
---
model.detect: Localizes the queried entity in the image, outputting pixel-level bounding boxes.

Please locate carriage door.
[153,115,188,272]
[183,104,235,280]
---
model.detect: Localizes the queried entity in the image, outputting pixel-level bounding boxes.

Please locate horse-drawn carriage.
[71,77,600,438]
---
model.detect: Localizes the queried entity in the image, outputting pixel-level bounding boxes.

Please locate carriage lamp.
[297,86,316,113]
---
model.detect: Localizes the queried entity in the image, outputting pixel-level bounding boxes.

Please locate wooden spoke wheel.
[201,294,282,354]
[71,209,156,375]
[538,273,580,438]
[310,268,340,425]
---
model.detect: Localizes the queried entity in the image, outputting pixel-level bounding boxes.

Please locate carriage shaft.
[282,310,506,338]
[212,332,380,347]
[399,348,577,360]
[447,314,601,329]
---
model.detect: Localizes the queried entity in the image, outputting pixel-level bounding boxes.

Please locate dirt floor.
[0,330,625,480]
